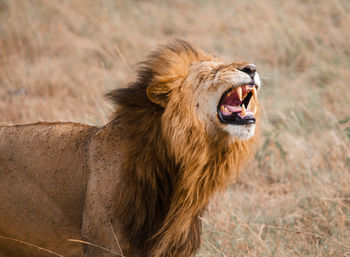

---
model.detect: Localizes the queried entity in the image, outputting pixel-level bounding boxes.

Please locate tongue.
[225,105,241,113]
[222,104,253,118]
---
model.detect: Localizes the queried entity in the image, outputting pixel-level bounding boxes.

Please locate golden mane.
[107,40,259,257]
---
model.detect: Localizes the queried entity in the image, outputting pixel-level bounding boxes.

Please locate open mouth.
[217,85,258,125]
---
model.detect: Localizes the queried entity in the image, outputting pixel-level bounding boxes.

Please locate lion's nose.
[239,64,256,79]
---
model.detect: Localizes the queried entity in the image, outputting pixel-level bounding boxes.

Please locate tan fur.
[0,40,260,257]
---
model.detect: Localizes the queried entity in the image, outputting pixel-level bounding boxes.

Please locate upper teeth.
[252,87,257,102]
[237,87,242,101]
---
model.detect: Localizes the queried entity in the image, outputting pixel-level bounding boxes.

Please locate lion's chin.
[223,123,256,140]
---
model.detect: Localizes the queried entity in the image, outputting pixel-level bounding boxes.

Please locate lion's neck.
[113,107,254,257]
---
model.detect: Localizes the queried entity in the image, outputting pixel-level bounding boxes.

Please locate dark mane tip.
[107,40,212,109]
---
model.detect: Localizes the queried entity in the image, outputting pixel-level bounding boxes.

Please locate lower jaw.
[217,111,256,125]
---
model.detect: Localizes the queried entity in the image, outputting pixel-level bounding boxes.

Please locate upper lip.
[234,79,257,89]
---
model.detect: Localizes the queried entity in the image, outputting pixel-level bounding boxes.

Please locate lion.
[0,40,261,257]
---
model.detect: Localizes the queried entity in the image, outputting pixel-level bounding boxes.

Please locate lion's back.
[0,122,97,257]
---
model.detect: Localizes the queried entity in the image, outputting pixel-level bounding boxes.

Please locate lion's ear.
[146,84,170,107]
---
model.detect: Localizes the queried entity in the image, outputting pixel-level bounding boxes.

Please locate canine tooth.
[253,106,257,115]
[241,105,247,116]
[237,87,242,101]
[227,91,232,97]
[252,87,257,102]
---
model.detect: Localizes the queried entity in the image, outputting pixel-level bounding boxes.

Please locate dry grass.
[0,0,349,256]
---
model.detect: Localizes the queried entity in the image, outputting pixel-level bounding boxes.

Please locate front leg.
[81,124,127,257]
[81,179,125,257]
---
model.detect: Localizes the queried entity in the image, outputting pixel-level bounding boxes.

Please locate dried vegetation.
[0,0,349,256]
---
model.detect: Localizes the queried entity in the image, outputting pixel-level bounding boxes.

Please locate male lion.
[0,40,261,257]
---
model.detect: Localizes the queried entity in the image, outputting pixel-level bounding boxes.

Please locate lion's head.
[145,41,261,144]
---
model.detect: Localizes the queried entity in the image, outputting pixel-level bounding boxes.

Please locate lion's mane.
[107,41,259,257]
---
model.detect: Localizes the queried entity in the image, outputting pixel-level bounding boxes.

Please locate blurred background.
[0,0,349,256]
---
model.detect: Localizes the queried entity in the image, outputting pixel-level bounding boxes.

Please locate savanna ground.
[0,0,349,256]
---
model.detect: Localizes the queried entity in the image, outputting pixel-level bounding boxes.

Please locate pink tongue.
[225,105,242,113]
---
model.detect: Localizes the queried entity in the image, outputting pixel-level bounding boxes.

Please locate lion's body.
[0,123,96,256]
[0,41,260,257]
